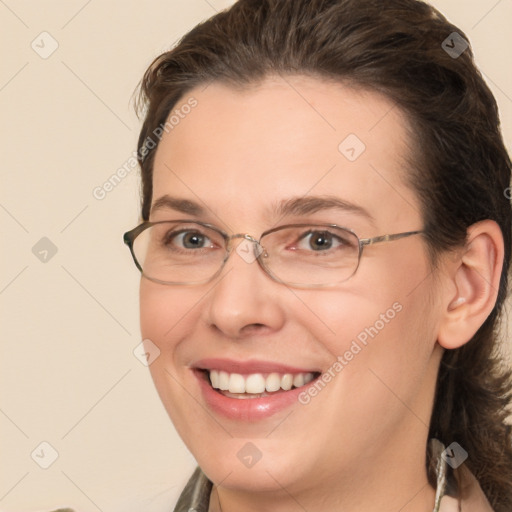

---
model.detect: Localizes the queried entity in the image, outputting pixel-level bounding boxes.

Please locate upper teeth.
[209,370,315,394]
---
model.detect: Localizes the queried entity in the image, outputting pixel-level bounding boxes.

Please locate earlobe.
[437,220,504,350]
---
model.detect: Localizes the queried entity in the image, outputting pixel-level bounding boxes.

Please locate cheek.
[299,250,438,403]
[139,280,204,425]
[299,290,410,367]
[139,280,206,401]
[139,280,200,346]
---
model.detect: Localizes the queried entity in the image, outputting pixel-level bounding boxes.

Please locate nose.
[203,240,286,339]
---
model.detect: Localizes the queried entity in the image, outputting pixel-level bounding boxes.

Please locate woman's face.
[140,76,443,501]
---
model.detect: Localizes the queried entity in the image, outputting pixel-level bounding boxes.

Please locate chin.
[196,442,308,493]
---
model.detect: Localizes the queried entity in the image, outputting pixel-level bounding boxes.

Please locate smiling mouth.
[202,369,320,399]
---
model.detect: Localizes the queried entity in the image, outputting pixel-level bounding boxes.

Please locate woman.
[123,0,512,510]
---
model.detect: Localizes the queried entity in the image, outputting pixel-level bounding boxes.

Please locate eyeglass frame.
[123,219,424,289]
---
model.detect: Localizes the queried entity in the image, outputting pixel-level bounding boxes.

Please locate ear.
[437,220,504,350]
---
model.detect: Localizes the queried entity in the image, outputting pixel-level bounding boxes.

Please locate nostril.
[241,323,268,336]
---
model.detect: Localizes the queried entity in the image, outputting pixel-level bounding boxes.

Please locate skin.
[139,76,503,512]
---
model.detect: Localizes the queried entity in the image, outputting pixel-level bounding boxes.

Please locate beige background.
[1,1,511,511]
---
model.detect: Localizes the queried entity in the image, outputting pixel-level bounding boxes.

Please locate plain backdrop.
[1,1,511,511]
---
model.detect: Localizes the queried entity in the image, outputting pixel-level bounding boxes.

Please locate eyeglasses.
[123,220,423,289]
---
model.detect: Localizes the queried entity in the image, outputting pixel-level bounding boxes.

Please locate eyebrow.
[272,196,375,224]
[150,194,375,225]
[151,195,205,216]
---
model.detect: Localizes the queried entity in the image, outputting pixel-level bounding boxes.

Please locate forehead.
[151,75,421,232]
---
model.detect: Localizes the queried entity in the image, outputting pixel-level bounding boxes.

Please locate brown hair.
[134,0,512,508]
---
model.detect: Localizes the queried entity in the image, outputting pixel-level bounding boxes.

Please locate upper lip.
[193,358,319,375]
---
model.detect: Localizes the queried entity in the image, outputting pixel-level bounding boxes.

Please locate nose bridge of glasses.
[226,232,260,250]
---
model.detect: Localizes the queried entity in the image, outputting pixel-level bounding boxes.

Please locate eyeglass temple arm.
[359,230,423,247]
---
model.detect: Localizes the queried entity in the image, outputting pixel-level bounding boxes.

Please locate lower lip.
[194,370,314,421]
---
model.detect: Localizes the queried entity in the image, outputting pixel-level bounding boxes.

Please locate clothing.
[172,440,494,512]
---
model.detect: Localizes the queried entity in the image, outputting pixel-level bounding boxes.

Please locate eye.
[299,231,334,251]
[295,230,353,252]
[165,229,214,250]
